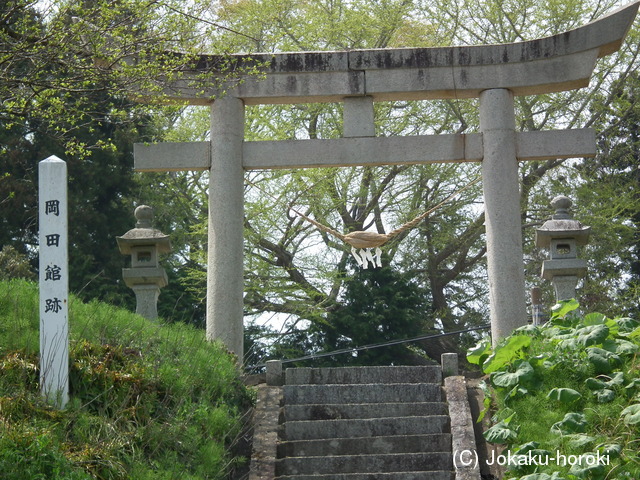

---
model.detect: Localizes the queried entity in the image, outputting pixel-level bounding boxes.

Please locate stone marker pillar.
[480,89,528,345]
[207,95,245,359]
[116,206,171,319]
[39,155,69,409]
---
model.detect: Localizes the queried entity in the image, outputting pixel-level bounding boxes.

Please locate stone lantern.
[116,205,171,319]
[535,196,591,302]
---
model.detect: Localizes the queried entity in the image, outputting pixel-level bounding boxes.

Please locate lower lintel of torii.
[133,128,596,172]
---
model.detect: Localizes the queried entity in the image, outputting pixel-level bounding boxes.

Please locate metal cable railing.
[245,324,491,371]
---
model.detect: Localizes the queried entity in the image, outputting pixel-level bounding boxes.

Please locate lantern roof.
[116,205,171,254]
[535,196,591,248]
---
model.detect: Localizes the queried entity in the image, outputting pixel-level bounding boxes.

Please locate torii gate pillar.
[207,96,245,357]
[480,89,527,342]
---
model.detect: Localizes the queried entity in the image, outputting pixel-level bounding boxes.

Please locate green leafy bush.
[468,300,640,479]
[0,424,91,480]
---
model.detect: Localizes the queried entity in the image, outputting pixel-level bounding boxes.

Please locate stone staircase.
[249,363,482,480]
[276,366,453,479]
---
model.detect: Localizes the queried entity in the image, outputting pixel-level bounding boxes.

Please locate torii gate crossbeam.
[134,2,639,358]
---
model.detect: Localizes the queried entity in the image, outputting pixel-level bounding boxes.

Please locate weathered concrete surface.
[516,128,596,161]
[128,284,162,319]
[206,95,245,358]
[535,196,592,248]
[133,141,211,172]
[536,196,592,301]
[278,433,452,457]
[39,156,70,409]
[245,133,483,169]
[284,415,450,440]
[277,452,453,476]
[541,259,588,280]
[248,385,282,480]
[150,2,638,104]
[266,359,284,386]
[121,267,168,287]
[116,207,171,252]
[344,96,375,137]
[284,383,442,404]
[284,401,448,421]
[117,206,171,320]
[480,88,528,343]
[548,274,583,301]
[267,365,459,479]
[444,376,481,480]
[465,378,502,479]
[442,353,459,377]
[286,365,442,385]
[135,128,595,172]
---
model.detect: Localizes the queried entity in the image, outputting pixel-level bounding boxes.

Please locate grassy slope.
[0,279,254,480]
[472,302,640,480]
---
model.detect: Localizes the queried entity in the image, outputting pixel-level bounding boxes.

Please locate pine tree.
[315,263,433,366]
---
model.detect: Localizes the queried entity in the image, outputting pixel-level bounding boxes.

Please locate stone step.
[284,415,450,441]
[276,452,453,476]
[285,366,442,385]
[283,383,443,405]
[276,472,454,480]
[284,401,448,421]
[278,433,452,457]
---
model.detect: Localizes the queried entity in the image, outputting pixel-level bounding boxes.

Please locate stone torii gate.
[134,3,639,358]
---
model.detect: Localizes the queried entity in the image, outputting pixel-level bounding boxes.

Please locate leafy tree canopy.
[0,0,252,156]
[0,0,253,304]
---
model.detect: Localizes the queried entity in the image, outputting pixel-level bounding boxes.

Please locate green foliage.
[491,361,536,389]
[550,412,587,435]
[313,264,432,365]
[585,347,621,374]
[0,246,36,281]
[0,279,253,480]
[467,338,492,366]
[482,335,532,374]
[484,413,519,444]
[0,0,247,323]
[0,6,173,309]
[580,70,640,317]
[518,472,566,480]
[0,0,247,156]
[0,424,92,480]
[546,388,582,405]
[620,404,640,425]
[471,300,640,479]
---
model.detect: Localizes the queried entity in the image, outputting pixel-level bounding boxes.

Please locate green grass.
[470,301,640,479]
[0,279,254,480]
